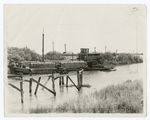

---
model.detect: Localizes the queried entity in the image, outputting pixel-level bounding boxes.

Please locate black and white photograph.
[4,3,147,117]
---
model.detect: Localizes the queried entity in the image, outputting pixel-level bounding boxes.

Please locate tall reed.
[29,80,143,113]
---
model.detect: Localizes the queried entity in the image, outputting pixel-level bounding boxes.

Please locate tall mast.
[94,47,96,53]
[64,44,66,53]
[42,28,44,62]
[52,40,54,52]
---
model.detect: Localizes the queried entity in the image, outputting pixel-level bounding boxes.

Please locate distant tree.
[112,52,116,56]
[96,52,143,65]
[134,56,143,63]
[128,54,134,63]
[103,52,113,60]
[45,51,65,60]
[7,47,41,63]
[118,53,127,61]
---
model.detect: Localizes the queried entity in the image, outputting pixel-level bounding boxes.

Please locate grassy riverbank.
[29,80,143,113]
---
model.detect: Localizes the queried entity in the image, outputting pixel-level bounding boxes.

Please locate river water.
[5,63,144,113]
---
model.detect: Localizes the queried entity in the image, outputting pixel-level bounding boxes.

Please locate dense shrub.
[7,47,66,63]
[7,47,41,63]
[98,52,143,65]
[45,51,65,60]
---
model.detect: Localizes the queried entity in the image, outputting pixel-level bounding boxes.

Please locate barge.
[8,30,115,75]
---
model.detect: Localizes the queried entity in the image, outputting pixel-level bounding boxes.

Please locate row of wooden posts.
[8,69,84,103]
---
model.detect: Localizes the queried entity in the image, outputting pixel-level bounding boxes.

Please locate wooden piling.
[29,78,32,95]
[66,76,68,87]
[34,77,41,95]
[77,71,80,88]
[59,76,61,85]
[62,76,64,85]
[80,72,83,87]
[20,81,23,103]
[30,69,32,76]
[52,73,56,95]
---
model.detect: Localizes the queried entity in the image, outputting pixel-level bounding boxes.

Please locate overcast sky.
[4,4,146,54]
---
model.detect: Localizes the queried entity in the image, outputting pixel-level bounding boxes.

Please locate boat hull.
[84,65,116,71]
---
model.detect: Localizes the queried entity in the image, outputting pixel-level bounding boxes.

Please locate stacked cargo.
[60,61,87,69]
[20,61,34,68]
[14,60,87,74]
[30,62,55,68]
[29,62,56,74]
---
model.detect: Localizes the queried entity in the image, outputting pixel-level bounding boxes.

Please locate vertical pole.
[77,71,80,88]
[72,53,73,61]
[116,50,117,59]
[29,78,32,95]
[105,46,107,53]
[30,69,32,76]
[52,40,54,52]
[20,81,23,103]
[52,73,55,93]
[64,44,66,53]
[66,76,68,87]
[59,76,62,85]
[94,47,96,53]
[42,28,44,62]
[62,76,64,85]
[80,72,83,87]
[79,53,81,61]
[34,77,41,95]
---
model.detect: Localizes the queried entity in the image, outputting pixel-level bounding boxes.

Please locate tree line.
[97,52,143,65]
[7,47,143,65]
[7,47,65,63]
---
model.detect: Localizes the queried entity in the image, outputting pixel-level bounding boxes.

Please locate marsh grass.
[29,80,143,113]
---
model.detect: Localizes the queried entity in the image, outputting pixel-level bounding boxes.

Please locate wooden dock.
[7,69,84,103]
[7,74,23,79]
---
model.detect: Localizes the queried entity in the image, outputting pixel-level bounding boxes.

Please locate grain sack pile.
[61,61,87,69]
[20,61,32,68]
[30,62,55,68]
[20,61,40,68]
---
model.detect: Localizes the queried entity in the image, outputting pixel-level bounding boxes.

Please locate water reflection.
[59,86,65,93]
[6,63,144,113]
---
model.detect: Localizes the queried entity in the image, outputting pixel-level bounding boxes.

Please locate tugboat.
[78,48,116,71]
[7,29,87,75]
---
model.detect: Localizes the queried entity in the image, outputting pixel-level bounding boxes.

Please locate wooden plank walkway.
[7,74,23,79]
